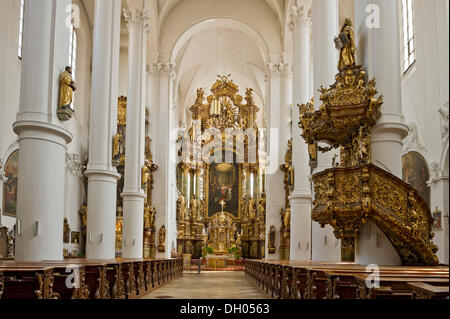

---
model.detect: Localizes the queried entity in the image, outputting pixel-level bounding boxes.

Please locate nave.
[142,272,268,300]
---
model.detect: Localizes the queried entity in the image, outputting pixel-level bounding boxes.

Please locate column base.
[85,169,121,260]
[122,191,146,258]
[13,120,72,262]
[289,191,312,260]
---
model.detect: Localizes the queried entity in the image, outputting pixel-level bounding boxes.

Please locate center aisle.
[141,271,269,299]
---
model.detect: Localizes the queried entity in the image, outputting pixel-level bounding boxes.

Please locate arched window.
[69,25,77,80]
[401,0,416,73]
[18,0,25,59]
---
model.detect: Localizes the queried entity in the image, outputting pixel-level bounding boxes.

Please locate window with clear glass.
[68,25,77,80]
[18,0,25,59]
[401,0,416,73]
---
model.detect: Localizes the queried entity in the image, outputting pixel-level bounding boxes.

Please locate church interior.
[0,0,449,302]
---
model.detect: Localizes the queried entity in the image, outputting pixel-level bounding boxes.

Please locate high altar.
[176,75,267,260]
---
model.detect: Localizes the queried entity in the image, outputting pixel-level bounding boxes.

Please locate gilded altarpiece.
[176,76,266,260]
[279,139,293,260]
[114,97,158,257]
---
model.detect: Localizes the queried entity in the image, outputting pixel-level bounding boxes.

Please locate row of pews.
[245,259,449,299]
[0,258,183,299]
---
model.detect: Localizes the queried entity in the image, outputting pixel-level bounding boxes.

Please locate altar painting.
[208,159,239,218]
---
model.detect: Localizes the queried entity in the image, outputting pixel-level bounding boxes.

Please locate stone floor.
[141,271,269,299]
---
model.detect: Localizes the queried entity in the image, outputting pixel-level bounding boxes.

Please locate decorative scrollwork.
[311,164,439,265]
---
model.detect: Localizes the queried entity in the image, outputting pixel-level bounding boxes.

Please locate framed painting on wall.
[2,150,19,218]
[432,207,443,231]
[402,151,430,206]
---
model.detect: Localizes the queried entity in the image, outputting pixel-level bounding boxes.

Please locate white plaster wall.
[0,0,22,231]
[119,48,129,97]
[356,222,402,266]
[311,223,342,262]
[400,0,449,264]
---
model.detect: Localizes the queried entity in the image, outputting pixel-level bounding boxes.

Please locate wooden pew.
[324,270,449,299]
[118,260,137,299]
[355,274,449,299]
[408,282,449,299]
[0,257,182,300]
[0,267,59,299]
[245,259,449,300]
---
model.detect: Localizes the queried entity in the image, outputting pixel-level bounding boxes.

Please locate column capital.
[123,8,150,32]
[147,63,160,76]
[280,63,293,78]
[265,63,282,79]
[289,1,312,32]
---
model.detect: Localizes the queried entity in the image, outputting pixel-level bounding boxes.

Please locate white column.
[429,166,449,264]
[366,0,408,178]
[265,63,283,260]
[311,0,341,262]
[353,0,407,265]
[122,3,149,258]
[289,1,313,261]
[85,0,122,260]
[13,0,72,261]
[280,63,292,150]
[153,63,174,259]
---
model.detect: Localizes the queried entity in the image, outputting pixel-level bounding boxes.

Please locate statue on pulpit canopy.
[335,18,356,71]
[59,66,77,111]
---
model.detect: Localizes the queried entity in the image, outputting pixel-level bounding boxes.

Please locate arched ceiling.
[158,0,285,29]
[174,25,267,128]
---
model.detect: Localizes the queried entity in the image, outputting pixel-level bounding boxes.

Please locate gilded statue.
[280,208,291,239]
[248,198,256,220]
[308,143,318,162]
[268,225,276,254]
[59,66,77,110]
[112,132,122,164]
[142,161,150,190]
[79,204,87,235]
[177,194,187,220]
[236,233,241,249]
[335,18,356,71]
[245,88,254,106]
[199,199,206,222]
[258,195,266,218]
[144,205,151,229]
[63,218,70,244]
[158,225,166,253]
[190,195,198,221]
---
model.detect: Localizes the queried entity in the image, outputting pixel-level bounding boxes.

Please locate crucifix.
[219,200,226,213]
